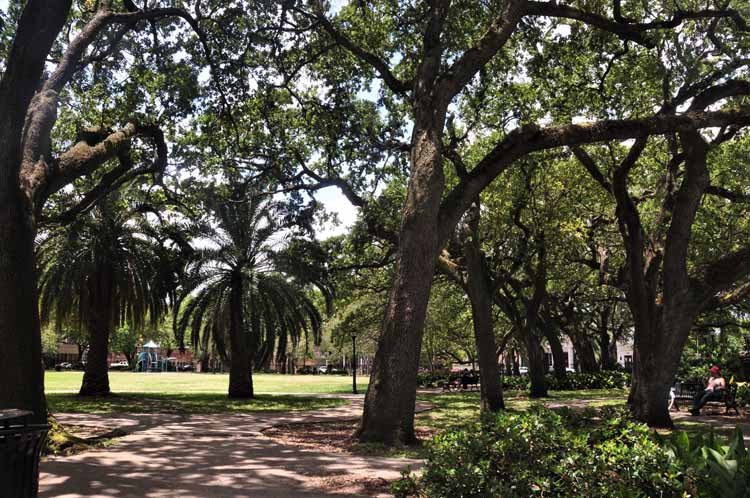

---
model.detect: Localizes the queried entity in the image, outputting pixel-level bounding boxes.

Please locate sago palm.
[175,194,322,398]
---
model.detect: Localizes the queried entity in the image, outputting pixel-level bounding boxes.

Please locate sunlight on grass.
[45,371,368,394]
[47,393,346,414]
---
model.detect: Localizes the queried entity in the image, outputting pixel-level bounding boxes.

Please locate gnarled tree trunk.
[0,0,71,423]
[568,330,599,373]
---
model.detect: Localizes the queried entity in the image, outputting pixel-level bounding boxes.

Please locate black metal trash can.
[0,410,49,498]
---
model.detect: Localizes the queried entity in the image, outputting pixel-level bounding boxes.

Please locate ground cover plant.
[392,406,750,498]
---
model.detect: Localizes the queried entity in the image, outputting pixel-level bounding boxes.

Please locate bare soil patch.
[262,420,434,457]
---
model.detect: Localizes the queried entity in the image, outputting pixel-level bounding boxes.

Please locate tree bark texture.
[568,331,599,373]
[228,273,253,398]
[79,267,114,396]
[357,117,446,444]
[525,332,548,398]
[0,0,71,422]
[463,204,504,412]
[542,322,567,379]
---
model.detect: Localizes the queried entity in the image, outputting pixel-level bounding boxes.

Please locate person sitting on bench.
[460,368,471,390]
[690,365,726,416]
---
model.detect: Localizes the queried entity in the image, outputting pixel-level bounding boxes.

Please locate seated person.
[690,365,726,416]
[460,368,471,390]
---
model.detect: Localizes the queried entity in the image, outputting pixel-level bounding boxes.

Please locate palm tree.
[175,193,322,398]
[37,198,172,396]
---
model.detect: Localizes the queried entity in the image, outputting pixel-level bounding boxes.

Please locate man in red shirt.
[689,365,726,416]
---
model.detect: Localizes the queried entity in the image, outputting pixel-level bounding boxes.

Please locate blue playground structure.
[134,341,177,372]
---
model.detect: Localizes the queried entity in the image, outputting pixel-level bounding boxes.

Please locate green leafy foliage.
[396,407,681,498]
[418,372,631,391]
[658,427,750,497]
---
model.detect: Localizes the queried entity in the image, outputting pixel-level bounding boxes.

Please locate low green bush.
[546,370,631,390]
[658,427,750,497]
[393,407,680,498]
[501,375,529,390]
[424,370,631,391]
[501,371,631,391]
[417,371,452,387]
[392,406,750,498]
[736,383,750,407]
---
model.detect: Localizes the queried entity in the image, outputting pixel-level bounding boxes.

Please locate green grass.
[45,372,360,415]
[46,371,368,394]
[47,393,346,414]
[414,389,628,433]
[351,389,629,458]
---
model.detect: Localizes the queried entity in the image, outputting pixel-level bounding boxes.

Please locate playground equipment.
[134,341,186,372]
[136,341,160,372]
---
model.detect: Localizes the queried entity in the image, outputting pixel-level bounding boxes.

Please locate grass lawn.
[45,372,364,414]
[47,393,346,414]
[46,371,368,394]
[414,389,628,434]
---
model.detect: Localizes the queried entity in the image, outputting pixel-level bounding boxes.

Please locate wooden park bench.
[439,375,480,392]
[669,381,739,415]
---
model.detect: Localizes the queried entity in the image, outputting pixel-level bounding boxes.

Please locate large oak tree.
[279,0,750,443]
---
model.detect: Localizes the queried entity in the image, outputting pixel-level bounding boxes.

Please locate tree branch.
[439,0,526,100]
[525,2,750,48]
[300,6,411,94]
[705,184,750,203]
[438,108,750,244]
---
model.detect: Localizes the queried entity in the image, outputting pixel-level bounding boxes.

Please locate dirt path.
[40,396,427,498]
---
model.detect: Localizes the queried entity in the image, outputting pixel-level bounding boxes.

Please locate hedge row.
[417,370,631,391]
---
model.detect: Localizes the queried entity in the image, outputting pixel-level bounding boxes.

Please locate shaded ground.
[672,408,750,442]
[40,387,750,497]
[47,392,346,414]
[264,390,628,459]
[40,395,427,498]
[263,390,750,461]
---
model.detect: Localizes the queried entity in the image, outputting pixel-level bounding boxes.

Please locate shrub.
[501,375,529,390]
[658,427,750,497]
[427,370,631,392]
[417,371,451,387]
[738,383,750,408]
[402,407,682,498]
[546,370,631,390]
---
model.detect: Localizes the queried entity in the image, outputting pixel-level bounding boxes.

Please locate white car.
[317,365,328,374]
[518,367,529,374]
[109,360,130,369]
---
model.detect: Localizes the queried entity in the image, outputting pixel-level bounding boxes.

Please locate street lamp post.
[351,333,357,394]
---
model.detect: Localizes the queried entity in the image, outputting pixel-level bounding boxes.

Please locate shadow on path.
[41,396,427,498]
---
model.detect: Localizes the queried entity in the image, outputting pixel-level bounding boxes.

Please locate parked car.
[54,362,72,371]
[109,360,130,370]
[177,363,195,372]
[71,361,86,370]
[316,365,328,374]
[518,367,529,375]
[297,366,316,375]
